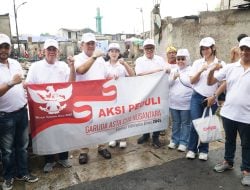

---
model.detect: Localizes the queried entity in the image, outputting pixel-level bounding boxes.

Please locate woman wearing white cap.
[105,43,135,148]
[168,49,193,152]
[186,37,225,161]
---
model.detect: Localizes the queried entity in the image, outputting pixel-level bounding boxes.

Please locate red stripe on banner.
[28,80,117,138]
[31,105,93,138]
[74,104,91,112]
[73,85,117,102]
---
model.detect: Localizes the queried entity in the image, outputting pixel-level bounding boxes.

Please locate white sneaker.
[168,142,177,149]
[119,141,127,148]
[177,144,187,152]
[186,151,196,159]
[109,141,117,147]
[199,153,208,161]
[2,178,14,190]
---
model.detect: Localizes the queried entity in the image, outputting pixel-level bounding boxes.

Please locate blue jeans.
[188,91,217,153]
[170,108,191,146]
[0,106,29,180]
[222,117,250,172]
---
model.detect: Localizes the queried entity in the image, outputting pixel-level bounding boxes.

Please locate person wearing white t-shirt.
[0,33,38,190]
[25,39,75,173]
[168,49,193,152]
[105,43,135,149]
[135,39,168,148]
[207,37,250,186]
[160,45,178,136]
[230,33,248,63]
[186,37,225,161]
[74,33,111,164]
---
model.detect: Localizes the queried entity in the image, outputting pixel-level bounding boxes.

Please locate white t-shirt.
[135,55,166,75]
[215,61,250,124]
[25,59,70,84]
[0,58,27,112]
[166,62,178,70]
[105,61,128,78]
[169,66,193,110]
[74,52,107,81]
[189,57,226,97]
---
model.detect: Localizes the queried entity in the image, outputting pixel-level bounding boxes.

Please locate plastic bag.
[193,107,223,143]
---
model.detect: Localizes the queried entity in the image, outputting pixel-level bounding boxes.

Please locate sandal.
[98,148,111,159]
[160,130,166,136]
[79,153,88,165]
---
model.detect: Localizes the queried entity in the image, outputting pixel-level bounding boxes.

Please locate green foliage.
[40,33,50,36]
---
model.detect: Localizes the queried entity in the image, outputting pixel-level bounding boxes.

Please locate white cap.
[239,37,250,48]
[81,33,96,43]
[143,39,155,47]
[199,37,215,47]
[176,48,191,65]
[108,43,120,51]
[176,49,190,57]
[44,39,59,49]
[0,33,11,45]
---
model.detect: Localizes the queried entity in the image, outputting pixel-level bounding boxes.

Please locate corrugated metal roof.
[233,0,250,8]
[19,35,68,42]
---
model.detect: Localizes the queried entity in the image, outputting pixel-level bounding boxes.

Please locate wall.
[156,9,250,63]
[58,29,78,41]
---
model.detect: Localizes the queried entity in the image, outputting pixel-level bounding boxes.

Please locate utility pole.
[137,8,144,34]
[13,0,27,57]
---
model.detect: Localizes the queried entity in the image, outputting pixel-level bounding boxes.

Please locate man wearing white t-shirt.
[135,39,167,148]
[25,39,75,173]
[207,37,250,186]
[0,33,38,190]
[74,33,112,164]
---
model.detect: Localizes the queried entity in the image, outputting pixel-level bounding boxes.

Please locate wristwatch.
[92,56,97,60]
[7,81,14,88]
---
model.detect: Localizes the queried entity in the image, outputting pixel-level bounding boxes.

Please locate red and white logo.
[28,84,72,114]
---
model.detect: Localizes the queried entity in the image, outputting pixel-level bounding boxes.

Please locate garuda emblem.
[28,85,73,114]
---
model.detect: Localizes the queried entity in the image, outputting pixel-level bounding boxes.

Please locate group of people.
[74,33,135,166]
[0,32,136,190]
[165,34,250,186]
[0,31,250,190]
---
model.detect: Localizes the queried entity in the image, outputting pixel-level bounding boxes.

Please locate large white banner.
[27,72,169,155]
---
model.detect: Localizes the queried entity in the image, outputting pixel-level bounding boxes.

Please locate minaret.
[95,7,102,34]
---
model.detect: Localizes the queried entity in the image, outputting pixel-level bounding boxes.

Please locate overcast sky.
[1,0,220,36]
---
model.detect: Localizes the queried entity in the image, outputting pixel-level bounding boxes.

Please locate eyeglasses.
[177,57,186,61]
[144,46,155,51]
[0,44,10,49]
[46,47,57,52]
[240,46,250,52]
[86,41,95,46]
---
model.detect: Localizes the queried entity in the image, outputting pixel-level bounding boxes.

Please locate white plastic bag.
[193,107,223,143]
